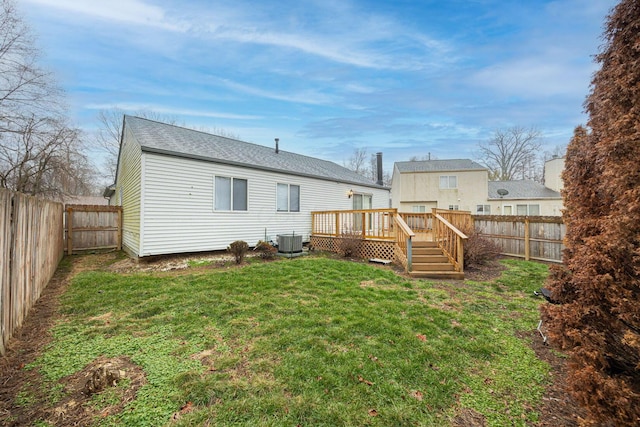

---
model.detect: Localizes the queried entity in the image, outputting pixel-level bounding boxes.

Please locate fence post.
[66,206,73,255]
[117,207,122,251]
[524,217,530,261]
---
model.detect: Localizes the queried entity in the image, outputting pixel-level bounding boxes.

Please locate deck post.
[407,236,412,272]
[335,212,340,236]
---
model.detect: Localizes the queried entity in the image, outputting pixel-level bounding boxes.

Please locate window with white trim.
[214,176,247,211]
[476,204,491,215]
[439,175,457,189]
[516,204,540,216]
[412,205,426,213]
[448,204,459,210]
[277,183,300,212]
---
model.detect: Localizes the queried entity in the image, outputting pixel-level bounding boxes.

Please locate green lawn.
[26,255,550,426]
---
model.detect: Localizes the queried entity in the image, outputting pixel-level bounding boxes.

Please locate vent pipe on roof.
[275,138,279,154]
[376,152,383,186]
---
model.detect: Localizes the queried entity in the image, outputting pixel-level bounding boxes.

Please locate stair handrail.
[432,212,468,273]
[394,213,415,272]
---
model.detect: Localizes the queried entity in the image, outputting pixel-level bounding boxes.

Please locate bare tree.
[0,115,94,196]
[342,147,390,185]
[0,0,94,197]
[478,126,542,181]
[343,147,369,176]
[0,0,62,133]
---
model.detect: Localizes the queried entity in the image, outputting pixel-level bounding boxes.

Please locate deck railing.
[311,208,396,240]
[394,214,415,271]
[432,208,473,232]
[432,211,468,272]
[398,212,432,233]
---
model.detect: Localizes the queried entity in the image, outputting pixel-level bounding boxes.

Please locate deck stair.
[409,241,464,280]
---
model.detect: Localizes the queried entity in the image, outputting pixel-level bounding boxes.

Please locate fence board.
[473,215,565,262]
[0,189,63,356]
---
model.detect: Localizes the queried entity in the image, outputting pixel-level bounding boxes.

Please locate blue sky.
[22,0,616,173]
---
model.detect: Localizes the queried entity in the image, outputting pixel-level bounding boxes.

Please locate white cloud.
[216,78,338,106]
[84,103,262,120]
[23,0,187,31]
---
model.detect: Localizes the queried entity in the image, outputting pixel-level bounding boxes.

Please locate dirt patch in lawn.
[1,253,584,427]
[519,330,587,426]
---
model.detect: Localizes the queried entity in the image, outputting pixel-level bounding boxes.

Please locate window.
[516,204,540,216]
[412,205,426,213]
[476,204,491,215]
[448,204,459,210]
[214,176,247,211]
[352,193,372,210]
[439,175,457,189]
[277,183,300,212]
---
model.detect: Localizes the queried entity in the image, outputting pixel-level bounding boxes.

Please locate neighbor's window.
[277,183,300,212]
[448,204,459,210]
[516,204,540,216]
[412,205,426,213]
[439,175,457,189]
[215,176,248,211]
[476,204,491,215]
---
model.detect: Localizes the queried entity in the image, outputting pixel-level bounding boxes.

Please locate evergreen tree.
[542,1,640,425]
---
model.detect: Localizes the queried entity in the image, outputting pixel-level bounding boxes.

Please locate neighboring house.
[106,116,389,258]
[544,156,565,193]
[391,159,490,213]
[391,159,563,216]
[488,180,563,216]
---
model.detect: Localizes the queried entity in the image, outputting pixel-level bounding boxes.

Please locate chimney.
[376,152,383,186]
[275,138,279,154]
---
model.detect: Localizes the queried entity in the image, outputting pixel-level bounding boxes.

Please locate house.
[391,159,490,213]
[106,116,390,258]
[543,156,565,193]
[391,159,563,216]
[487,180,563,216]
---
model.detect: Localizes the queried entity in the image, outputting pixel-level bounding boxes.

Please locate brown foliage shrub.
[541,2,640,425]
[227,240,249,264]
[338,231,362,258]
[255,240,277,260]
[462,227,502,267]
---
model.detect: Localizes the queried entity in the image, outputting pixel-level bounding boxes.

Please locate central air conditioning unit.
[277,233,303,253]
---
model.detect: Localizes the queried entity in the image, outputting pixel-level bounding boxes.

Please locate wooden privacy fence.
[65,204,122,254]
[473,215,565,263]
[0,189,64,356]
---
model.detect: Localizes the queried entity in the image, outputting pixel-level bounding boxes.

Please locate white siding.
[114,127,142,256]
[141,153,389,256]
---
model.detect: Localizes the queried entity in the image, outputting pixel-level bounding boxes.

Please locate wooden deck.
[310,209,470,279]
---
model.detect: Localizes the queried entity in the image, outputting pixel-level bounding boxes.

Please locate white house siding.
[140,153,389,256]
[114,127,142,256]
[487,199,564,217]
[544,158,565,193]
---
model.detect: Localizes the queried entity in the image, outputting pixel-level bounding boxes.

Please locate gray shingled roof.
[488,180,561,199]
[124,116,386,189]
[395,159,487,172]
